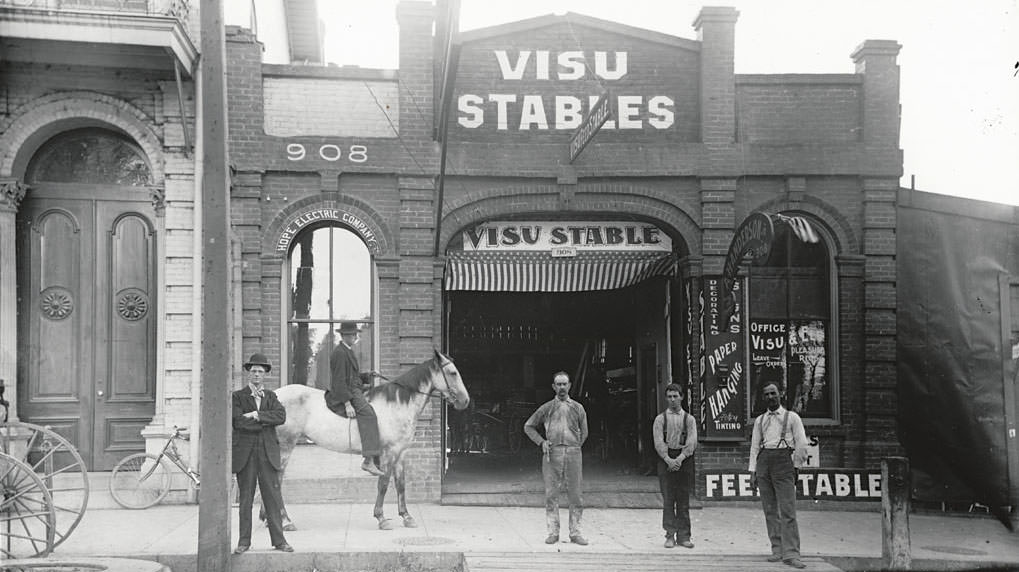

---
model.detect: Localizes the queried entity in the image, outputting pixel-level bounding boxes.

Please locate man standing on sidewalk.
[652,383,697,549]
[749,382,809,569]
[524,371,589,546]
[232,353,293,554]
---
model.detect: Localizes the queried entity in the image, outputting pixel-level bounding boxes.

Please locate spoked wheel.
[109,453,171,509]
[0,421,89,552]
[0,450,56,558]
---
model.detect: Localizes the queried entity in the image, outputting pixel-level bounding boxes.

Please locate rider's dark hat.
[243,353,272,373]
[336,321,361,335]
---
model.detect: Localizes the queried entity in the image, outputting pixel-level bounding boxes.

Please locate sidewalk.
[49,502,1019,571]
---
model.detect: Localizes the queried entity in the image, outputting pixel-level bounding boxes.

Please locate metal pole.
[197,0,232,569]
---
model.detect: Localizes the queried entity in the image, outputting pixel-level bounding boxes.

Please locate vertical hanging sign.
[701,276,747,440]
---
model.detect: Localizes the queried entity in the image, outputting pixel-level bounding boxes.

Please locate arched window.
[285,224,375,387]
[25,128,152,186]
[748,215,837,422]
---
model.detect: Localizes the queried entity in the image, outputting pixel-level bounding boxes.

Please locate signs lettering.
[700,277,746,440]
[275,208,381,254]
[704,469,882,501]
[457,50,675,131]
[460,221,672,252]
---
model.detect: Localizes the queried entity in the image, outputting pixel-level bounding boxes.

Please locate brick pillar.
[852,40,903,174]
[862,178,902,466]
[699,178,737,275]
[836,254,866,467]
[225,26,264,170]
[693,7,738,148]
[397,1,436,146]
[398,175,441,500]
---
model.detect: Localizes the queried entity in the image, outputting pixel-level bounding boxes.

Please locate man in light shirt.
[524,371,589,546]
[652,383,697,548]
[749,382,809,569]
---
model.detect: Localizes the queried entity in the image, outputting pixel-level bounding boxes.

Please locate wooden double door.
[17,193,156,470]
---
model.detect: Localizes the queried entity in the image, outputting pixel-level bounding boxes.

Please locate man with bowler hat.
[325,321,385,476]
[232,353,293,554]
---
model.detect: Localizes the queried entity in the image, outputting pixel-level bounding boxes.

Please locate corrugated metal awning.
[444,250,677,292]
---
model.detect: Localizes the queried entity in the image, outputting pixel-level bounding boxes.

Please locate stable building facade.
[223,1,905,502]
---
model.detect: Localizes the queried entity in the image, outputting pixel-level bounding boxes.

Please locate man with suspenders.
[749,382,809,569]
[652,383,698,548]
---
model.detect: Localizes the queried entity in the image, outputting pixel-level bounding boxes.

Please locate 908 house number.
[286,143,368,163]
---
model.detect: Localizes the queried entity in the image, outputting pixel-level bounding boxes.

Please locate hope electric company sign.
[457,50,676,132]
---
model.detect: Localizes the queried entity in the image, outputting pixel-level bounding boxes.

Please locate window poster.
[749,319,830,418]
[700,276,746,440]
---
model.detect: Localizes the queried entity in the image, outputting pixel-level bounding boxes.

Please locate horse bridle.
[373,359,458,403]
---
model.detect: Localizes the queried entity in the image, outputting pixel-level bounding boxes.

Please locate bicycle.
[109,426,200,509]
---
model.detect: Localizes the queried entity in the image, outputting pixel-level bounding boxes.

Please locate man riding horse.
[324,321,385,476]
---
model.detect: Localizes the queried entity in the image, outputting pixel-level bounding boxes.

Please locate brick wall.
[736,76,862,144]
[263,77,399,137]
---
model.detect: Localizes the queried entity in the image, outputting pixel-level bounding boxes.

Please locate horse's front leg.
[374,467,394,530]
[394,457,417,528]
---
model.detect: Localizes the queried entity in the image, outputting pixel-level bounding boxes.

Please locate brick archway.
[261,194,393,260]
[439,184,700,256]
[752,195,858,255]
[0,91,165,182]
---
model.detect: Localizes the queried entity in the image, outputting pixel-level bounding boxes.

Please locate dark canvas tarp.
[897,192,1017,508]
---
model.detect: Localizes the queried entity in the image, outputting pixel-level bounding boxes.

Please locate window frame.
[279,222,379,388]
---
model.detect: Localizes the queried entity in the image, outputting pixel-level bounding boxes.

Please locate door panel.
[19,200,95,465]
[18,197,155,470]
[95,206,155,468]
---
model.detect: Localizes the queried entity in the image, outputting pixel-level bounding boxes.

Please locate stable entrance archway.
[441,219,687,504]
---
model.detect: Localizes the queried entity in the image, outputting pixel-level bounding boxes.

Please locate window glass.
[26,128,152,186]
[748,219,834,420]
[287,224,374,387]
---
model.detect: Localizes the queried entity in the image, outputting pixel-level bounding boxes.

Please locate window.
[285,224,375,387]
[748,216,837,422]
[26,128,152,186]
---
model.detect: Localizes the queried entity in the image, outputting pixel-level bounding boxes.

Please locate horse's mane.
[367,356,439,405]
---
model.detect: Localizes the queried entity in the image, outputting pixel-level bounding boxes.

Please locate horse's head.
[432,349,470,410]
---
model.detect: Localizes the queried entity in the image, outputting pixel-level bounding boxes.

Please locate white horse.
[264,349,470,530]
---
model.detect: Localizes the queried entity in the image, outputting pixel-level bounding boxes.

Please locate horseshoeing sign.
[719,212,774,331]
[569,92,612,162]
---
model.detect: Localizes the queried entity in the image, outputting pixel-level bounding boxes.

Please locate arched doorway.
[17,128,158,470]
[441,217,690,502]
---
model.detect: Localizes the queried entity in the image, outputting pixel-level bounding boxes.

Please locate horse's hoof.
[403,516,418,528]
[283,523,297,532]
[378,519,394,530]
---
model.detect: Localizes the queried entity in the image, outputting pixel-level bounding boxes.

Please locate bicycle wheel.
[109,453,171,509]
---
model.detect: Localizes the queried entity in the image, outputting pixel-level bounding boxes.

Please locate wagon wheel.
[0,421,89,551]
[1,450,56,558]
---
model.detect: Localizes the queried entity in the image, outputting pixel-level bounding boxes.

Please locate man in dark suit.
[324,321,384,476]
[232,353,293,554]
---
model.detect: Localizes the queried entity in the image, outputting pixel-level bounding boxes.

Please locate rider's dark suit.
[324,342,381,456]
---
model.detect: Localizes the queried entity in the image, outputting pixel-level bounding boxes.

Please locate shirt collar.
[767,405,786,416]
[341,341,353,350]
[248,384,263,396]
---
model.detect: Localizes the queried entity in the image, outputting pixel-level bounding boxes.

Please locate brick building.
[225,2,908,502]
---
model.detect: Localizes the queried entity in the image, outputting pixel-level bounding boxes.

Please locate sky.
[244,0,1019,206]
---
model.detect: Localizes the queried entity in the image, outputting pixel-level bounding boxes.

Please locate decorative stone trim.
[0,179,28,212]
[40,287,74,321]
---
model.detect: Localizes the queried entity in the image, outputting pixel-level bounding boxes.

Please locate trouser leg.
[236,457,257,546]
[675,457,693,541]
[758,453,782,556]
[542,448,563,536]
[772,455,801,559]
[564,447,583,537]
[658,460,677,536]
[351,394,381,457]
[255,450,287,547]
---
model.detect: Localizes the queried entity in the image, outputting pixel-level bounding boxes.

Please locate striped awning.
[444,250,678,292]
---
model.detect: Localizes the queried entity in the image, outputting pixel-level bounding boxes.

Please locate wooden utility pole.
[881,456,911,570]
[197,0,232,569]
